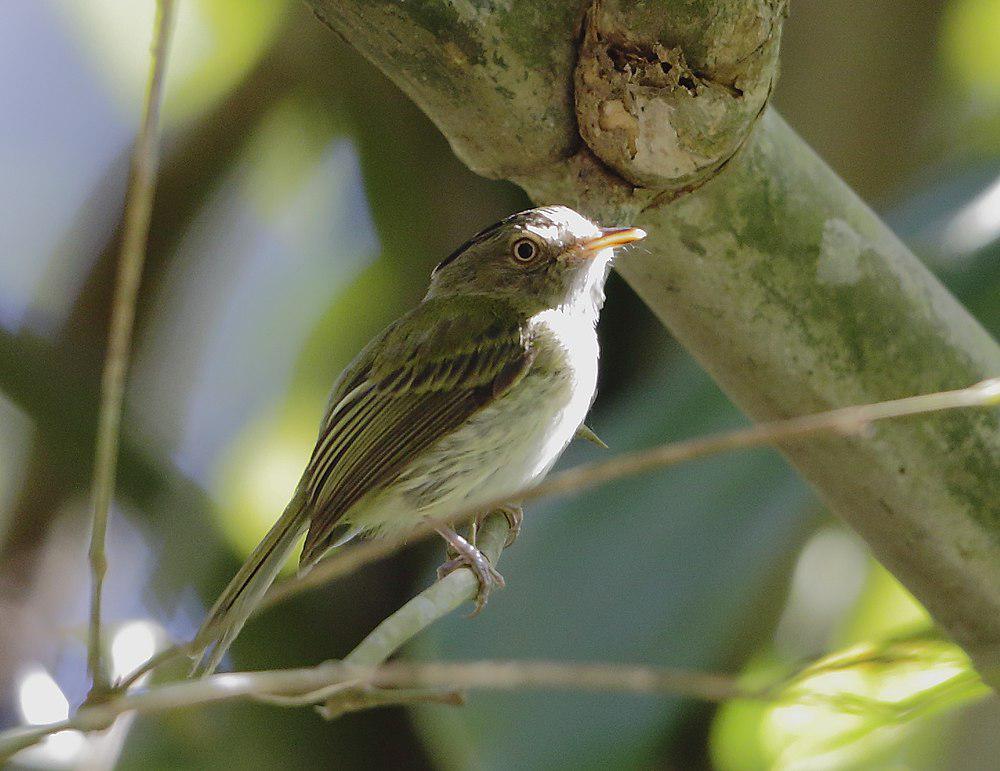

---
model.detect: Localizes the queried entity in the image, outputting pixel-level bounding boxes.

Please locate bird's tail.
[191,487,308,677]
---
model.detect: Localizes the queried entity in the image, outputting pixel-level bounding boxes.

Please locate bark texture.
[307,0,1000,683]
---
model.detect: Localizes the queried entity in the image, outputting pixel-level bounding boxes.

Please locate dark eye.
[511,237,539,263]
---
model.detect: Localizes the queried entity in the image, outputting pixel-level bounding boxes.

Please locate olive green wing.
[299,296,534,566]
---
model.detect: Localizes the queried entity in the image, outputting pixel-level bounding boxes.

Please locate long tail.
[191,488,308,677]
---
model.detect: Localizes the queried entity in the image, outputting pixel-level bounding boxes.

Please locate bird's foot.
[435,526,505,614]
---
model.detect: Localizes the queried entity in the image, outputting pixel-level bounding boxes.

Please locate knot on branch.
[574,0,785,191]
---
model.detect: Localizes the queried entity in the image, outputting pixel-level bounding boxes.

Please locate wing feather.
[299,296,533,566]
[306,385,379,493]
[328,394,472,522]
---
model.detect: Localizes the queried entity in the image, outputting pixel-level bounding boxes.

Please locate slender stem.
[118,516,511,688]
[86,0,175,695]
[109,378,1000,690]
[0,656,753,762]
[116,644,190,692]
[117,515,511,692]
[359,659,750,702]
[345,512,509,668]
[6,383,997,760]
[315,514,742,715]
[265,377,1000,607]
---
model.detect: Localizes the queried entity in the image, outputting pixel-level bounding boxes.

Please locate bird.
[190,205,645,676]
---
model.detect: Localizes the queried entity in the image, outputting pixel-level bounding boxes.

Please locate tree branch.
[305,0,1000,685]
[118,511,515,690]
[0,654,757,764]
[0,514,748,762]
[2,514,512,761]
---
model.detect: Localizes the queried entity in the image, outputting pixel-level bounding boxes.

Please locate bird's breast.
[373,311,599,524]
[460,311,598,490]
[518,309,600,476]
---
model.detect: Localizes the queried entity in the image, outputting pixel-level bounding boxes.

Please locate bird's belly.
[350,336,598,535]
[444,364,591,493]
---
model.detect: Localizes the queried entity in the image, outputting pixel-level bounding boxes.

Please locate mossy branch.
[306,0,1000,683]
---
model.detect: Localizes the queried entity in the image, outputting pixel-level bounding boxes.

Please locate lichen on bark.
[574,0,784,190]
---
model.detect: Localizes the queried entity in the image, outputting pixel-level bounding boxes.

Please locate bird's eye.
[511,237,539,264]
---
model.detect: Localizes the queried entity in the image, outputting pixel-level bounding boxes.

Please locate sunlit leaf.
[711,566,991,771]
[762,636,986,769]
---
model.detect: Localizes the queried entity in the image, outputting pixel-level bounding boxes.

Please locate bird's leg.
[474,503,523,548]
[435,526,505,614]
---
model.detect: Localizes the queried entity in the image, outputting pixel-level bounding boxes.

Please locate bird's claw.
[435,527,505,614]
[472,504,523,548]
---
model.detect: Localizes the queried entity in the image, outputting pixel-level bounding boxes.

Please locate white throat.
[560,248,613,326]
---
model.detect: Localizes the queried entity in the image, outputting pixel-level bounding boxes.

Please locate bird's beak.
[579,226,647,255]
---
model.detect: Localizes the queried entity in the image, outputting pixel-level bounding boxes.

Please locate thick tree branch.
[306,0,1000,685]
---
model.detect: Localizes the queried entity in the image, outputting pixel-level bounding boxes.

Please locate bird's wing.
[299,295,534,566]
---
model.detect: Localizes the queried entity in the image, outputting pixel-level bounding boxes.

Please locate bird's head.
[426,205,645,317]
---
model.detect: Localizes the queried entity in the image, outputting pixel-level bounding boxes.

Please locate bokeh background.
[1,0,998,768]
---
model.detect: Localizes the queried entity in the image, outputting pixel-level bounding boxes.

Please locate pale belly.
[347,316,599,535]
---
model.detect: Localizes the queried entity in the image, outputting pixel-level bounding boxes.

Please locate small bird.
[191,205,645,675]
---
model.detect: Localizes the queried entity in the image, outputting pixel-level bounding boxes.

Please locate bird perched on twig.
[191,205,645,676]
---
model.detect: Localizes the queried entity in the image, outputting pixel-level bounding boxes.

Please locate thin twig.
[117,378,1000,686]
[115,643,190,692]
[1,524,747,761]
[354,659,750,701]
[85,0,175,695]
[265,377,1000,606]
[344,512,510,667]
[7,382,997,761]
[19,517,735,758]
[116,512,511,695]
[0,656,754,762]
[314,512,511,714]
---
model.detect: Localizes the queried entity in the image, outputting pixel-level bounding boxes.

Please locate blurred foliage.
[711,565,990,771]
[937,0,1000,161]
[0,398,34,542]
[941,0,1000,99]
[1,0,999,769]
[50,0,289,124]
[212,405,310,574]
